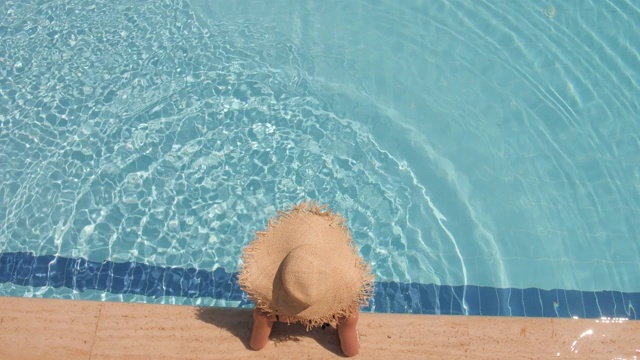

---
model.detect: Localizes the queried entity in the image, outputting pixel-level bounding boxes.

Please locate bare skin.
[249,308,361,357]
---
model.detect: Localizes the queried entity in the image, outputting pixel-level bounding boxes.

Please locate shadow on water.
[194,307,346,356]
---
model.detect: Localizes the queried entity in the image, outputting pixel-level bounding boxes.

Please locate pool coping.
[1,296,638,359]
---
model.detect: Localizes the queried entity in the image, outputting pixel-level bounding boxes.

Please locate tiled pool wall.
[0,252,637,319]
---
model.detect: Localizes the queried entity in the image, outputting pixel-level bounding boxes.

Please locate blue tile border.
[0,252,637,319]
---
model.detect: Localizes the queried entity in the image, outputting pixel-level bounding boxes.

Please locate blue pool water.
[1,0,639,318]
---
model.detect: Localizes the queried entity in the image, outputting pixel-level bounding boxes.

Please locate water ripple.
[0,0,470,291]
[1,0,639,300]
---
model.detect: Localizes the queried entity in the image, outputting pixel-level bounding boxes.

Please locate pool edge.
[0,296,638,359]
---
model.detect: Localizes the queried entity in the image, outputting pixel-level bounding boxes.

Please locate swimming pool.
[1,0,638,318]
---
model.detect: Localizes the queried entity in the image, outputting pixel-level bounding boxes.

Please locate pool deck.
[0,296,638,359]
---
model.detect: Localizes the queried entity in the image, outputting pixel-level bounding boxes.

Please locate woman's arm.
[337,311,360,357]
[249,308,275,350]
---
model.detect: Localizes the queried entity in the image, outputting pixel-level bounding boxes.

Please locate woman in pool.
[238,201,374,357]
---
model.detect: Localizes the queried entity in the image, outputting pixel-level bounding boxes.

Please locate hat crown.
[280,244,330,310]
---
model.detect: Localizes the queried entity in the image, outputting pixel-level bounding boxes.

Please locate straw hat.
[238,201,374,329]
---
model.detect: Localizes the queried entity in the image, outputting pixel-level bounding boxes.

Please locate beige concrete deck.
[0,296,638,359]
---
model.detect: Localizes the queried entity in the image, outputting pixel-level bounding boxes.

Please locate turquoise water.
[1,0,639,306]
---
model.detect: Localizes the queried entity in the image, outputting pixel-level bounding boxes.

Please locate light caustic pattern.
[0,0,458,295]
[2,0,640,306]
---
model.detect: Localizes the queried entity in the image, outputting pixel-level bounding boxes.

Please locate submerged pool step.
[0,252,637,320]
